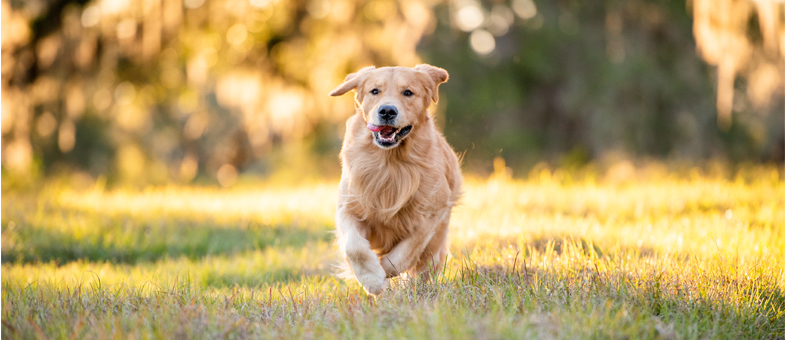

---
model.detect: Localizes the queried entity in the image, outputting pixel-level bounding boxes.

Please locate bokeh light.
[470,29,495,55]
[0,0,783,184]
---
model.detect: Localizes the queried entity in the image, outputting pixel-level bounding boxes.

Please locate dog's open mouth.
[367,123,413,148]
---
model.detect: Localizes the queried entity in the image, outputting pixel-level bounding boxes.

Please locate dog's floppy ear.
[414,64,449,103]
[329,66,376,96]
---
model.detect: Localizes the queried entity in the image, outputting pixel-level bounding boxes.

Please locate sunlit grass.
[2,166,784,339]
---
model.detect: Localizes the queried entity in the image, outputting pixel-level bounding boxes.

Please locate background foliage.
[2,0,784,185]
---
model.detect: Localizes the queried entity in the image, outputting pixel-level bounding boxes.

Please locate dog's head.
[329,64,449,149]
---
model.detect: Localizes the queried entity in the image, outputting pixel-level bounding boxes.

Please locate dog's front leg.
[381,209,449,277]
[336,207,388,295]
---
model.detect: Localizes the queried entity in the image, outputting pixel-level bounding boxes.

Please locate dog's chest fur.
[340,114,453,253]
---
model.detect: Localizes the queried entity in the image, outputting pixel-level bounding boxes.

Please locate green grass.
[2,167,784,339]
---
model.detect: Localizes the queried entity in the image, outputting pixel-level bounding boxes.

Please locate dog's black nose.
[378,105,398,121]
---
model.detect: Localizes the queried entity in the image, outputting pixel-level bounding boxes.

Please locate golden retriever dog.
[329,64,463,295]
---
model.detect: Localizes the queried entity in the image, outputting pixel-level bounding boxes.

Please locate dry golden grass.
[2,165,784,339]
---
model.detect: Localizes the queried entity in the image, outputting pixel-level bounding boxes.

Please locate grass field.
[2,165,784,339]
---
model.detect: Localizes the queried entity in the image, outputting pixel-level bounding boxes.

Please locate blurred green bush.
[1,0,782,185]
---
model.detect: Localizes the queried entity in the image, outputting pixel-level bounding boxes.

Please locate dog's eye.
[370,89,379,95]
[403,90,414,97]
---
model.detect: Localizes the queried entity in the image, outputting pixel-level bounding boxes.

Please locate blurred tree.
[422,0,784,173]
[1,0,783,183]
[1,0,438,184]
[693,0,785,130]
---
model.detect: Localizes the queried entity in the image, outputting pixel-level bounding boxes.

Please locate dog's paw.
[357,272,389,296]
[381,257,401,278]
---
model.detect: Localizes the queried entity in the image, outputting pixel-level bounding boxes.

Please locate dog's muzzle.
[367,123,413,148]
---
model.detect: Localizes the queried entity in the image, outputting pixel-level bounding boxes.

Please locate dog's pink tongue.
[367,123,383,132]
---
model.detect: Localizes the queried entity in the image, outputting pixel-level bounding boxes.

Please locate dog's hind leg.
[381,208,450,278]
[410,213,450,280]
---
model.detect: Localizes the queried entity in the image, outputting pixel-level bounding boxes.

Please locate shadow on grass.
[457,234,657,259]
[1,210,333,265]
[200,266,338,287]
[435,256,785,339]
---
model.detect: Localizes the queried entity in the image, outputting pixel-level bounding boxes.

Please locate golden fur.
[329,65,463,295]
